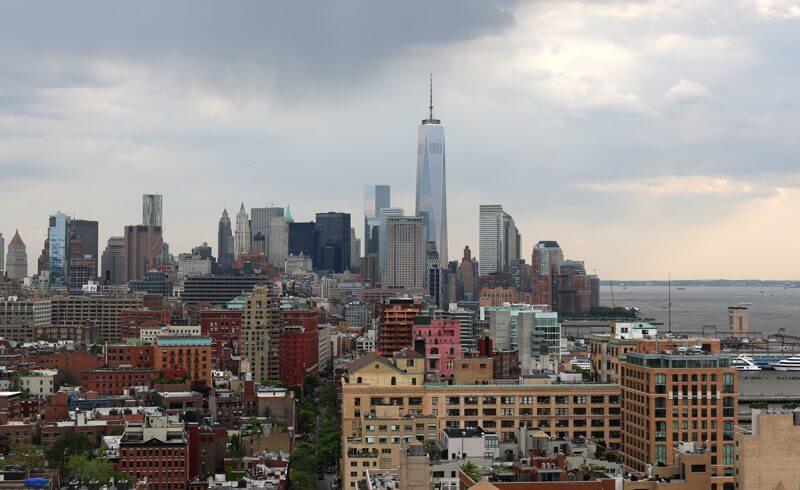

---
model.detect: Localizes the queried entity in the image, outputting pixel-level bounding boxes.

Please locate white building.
[440,427,500,461]
[140,325,202,344]
[478,205,519,276]
[20,369,57,398]
[611,322,657,339]
[318,324,332,372]
[267,216,288,267]
[234,203,251,258]
[384,216,426,290]
[177,254,212,280]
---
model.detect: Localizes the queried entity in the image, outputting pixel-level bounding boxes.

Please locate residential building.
[0,232,3,273]
[140,324,202,344]
[735,409,800,490]
[412,317,462,378]
[47,212,71,287]
[377,297,422,356]
[200,310,242,370]
[142,194,163,227]
[5,230,27,280]
[118,414,188,488]
[81,366,157,395]
[384,216,426,290]
[241,285,282,383]
[415,79,448,267]
[0,298,51,342]
[620,352,737,486]
[20,369,57,398]
[51,294,143,343]
[154,336,213,386]
[379,207,405,276]
[345,301,370,328]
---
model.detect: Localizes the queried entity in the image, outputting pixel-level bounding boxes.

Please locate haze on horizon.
[2,1,799,280]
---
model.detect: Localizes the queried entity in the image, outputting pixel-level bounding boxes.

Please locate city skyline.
[2,2,800,279]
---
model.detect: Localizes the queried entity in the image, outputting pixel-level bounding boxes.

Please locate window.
[655,445,667,464]
[723,445,734,465]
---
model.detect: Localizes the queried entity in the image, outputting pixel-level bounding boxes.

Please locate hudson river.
[599,285,800,336]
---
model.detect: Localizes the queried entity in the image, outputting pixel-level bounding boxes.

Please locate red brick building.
[105,343,154,368]
[81,367,156,395]
[120,308,171,340]
[376,297,421,356]
[199,310,242,370]
[187,423,227,479]
[118,414,188,489]
[153,337,213,387]
[28,349,103,381]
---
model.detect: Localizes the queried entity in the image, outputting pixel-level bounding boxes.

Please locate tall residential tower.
[415,76,447,267]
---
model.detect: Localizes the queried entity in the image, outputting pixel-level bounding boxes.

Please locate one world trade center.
[415,76,448,267]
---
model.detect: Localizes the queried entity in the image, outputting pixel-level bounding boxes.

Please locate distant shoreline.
[601,280,799,287]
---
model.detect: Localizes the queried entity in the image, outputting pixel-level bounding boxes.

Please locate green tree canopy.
[46,433,95,468]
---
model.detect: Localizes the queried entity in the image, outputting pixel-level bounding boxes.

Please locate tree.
[297,400,317,435]
[461,460,480,481]
[62,455,131,483]
[302,375,321,397]
[226,435,244,458]
[47,433,95,468]
[7,444,47,470]
[319,384,336,409]
[289,442,317,475]
[289,468,316,490]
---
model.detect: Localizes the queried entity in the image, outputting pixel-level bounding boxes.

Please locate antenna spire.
[429,73,433,120]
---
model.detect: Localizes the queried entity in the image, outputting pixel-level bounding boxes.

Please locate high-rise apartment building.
[0,232,4,273]
[313,212,351,273]
[532,241,563,276]
[364,184,391,256]
[426,242,441,307]
[217,208,234,270]
[241,284,282,383]
[415,78,448,267]
[5,231,28,280]
[100,237,125,285]
[620,352,738,486]
[234,203,250,259]
[478,205,520,276]
[384,216,426,290]
[123,225,163,282]
[376,297,422,356]
[142,194,163,227]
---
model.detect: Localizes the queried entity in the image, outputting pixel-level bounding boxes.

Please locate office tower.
[5,231,27,280]
[123,225,164,282]
[267,215,288,267]
[251,233,266,255]
[349,227,360,271]
[217,208,234,270]
[384,216,426,290]
[251,206,284,258]
[289,221,315,257]
[364,184,391,256]
[68,219,99,287]
[532,240,563,276]
[0,233,4,273]
[478,205,519,276]
[47,212,71,287]
[192,242,212,260]
[362,253,379,286]
[101,237,125,285]
[553,260,592,313]
[378,207,404,275]
[70,219,99,263]
[621,352,738,486]
[241,284,282,383]
[142,194,163,227]
[129,270,173,297]
[234,203,250,258]
[313,212,351,273]
[426,242,441,307]
[415,77,448,267]
[376,297,422,356]
[458,246,478,301]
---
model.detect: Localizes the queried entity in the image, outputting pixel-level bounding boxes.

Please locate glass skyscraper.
[415,80,448,267]
[48,211,70,286]
[363,185,390,256]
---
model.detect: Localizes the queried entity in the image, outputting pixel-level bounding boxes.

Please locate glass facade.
[48,212,70,286]
[415,120,447,267]
[364,185,390,256]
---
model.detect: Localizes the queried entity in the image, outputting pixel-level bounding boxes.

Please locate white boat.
[731,355,761,371]
[772,356,800,371]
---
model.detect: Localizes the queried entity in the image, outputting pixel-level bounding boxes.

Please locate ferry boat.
[731,355,761,371]
[771,356,800,371]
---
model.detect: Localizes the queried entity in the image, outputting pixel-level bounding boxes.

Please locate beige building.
[20,369,57,398]
[728,306,748,336]
[384,216,426,290]
[341,351,621,489]
[50,294,143,343]
[623,442,711,489]
[140,324,201,344]
[241,285,282,383]
[0,298,51,342]
[735,409,800,489]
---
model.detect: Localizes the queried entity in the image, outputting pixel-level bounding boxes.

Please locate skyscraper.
[479,205,520,276]
[234,203,250,258]
[378,207,404,276]
[5,230,26,280]
[267,215,288,266]
[289,221,315,257]
[415,77,447,267]
[384,216,426,290]
[123,225,163,282]
[48,212,71,287]
[532,240,563,276]
[0,232,4,273]
[217,208,234,269]
[364,184,390,256]
[313,212,351,273]
[142,194,163,227]
[101,236,126,285]
[241,284,282,383]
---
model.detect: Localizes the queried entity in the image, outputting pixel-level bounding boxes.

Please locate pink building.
[412,318,462,378]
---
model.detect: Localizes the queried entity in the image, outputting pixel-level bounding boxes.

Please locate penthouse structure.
[620,352,737,487]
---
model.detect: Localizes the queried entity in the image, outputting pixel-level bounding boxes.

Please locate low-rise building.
[118,414,188,489]
[735,409,800,489]
[20,369,57,398]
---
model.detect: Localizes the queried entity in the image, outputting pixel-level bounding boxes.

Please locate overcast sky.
[2,0,799,280]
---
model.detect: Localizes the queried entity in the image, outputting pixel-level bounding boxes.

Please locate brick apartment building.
[376,297,421,356]
[199,310,242,370]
